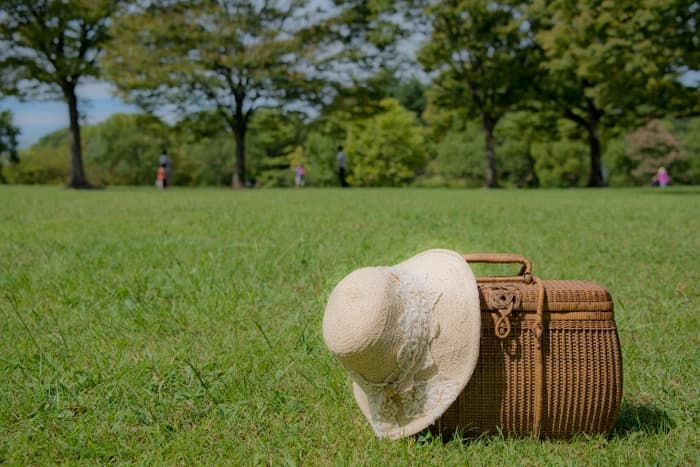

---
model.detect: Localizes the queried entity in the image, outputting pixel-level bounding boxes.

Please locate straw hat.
[322,249,480,440]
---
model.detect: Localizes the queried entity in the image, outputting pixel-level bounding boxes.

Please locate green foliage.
[84,113,171,186]
[532,0,695,115]
[532,140,588,188]
[425,121,485,188]
[603,137,636,187]
[387,77,427,119]
[32,128,72,149]
[178,136,235,187]
[172,111,228,143]
[14,129,71,184]
[308,1,416,77]
[344,98,427,186]
[246,109,306,188]
[323,71,428,124]
[302,131,338,187]
[497,139,537,188]
[494,113,538,188]
[674,117,700,184]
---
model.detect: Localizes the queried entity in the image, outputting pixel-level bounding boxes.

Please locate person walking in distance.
[294,164,306,188]
[159,148,172,188]
[336,145,348,187]
[156,163,166,190]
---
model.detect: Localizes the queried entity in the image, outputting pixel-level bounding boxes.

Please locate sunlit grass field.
[1,185,698,464]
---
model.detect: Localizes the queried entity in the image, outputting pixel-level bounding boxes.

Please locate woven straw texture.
[436,279,623,439]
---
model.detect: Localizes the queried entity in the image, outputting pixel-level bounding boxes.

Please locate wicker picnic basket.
[435,254,623,439]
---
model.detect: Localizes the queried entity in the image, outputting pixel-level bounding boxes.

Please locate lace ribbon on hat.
[347,268,461,438]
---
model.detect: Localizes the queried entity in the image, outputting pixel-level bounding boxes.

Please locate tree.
[530,0,700,187]
[0,109,20,183]
[0,0,119,188]
[418,0,538,188]
[344,98,427,186]
[104,0,315,188]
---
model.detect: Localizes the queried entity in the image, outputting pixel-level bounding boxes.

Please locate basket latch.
[486,287,521,339]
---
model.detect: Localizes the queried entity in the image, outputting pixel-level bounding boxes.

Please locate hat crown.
[321,249,481,440]
[322,267,403,383]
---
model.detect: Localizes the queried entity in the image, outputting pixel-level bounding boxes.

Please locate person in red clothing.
[156,163,166,189]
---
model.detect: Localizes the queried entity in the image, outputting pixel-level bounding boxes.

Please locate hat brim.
[351,249,480,440]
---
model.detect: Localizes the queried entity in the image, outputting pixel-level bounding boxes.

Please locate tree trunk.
[483,116,500,188]
[586,117,605,187]
[230,96,248,189]
[64,85,91,189]
[231,123,246,189]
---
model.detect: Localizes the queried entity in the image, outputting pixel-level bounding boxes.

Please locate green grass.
[1,185,699,465]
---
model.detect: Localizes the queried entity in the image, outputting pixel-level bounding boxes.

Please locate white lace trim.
[347,268,461,437]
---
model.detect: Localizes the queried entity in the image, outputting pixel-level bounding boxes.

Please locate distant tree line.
[1,0,698,188]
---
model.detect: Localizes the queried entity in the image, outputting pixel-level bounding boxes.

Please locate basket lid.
[478,280,613,313]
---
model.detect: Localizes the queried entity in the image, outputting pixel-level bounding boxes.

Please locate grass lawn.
[1,185,698,464]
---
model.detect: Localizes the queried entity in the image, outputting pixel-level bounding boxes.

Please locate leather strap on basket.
[464,253,545,438]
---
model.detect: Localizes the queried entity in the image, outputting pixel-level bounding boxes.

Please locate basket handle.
[463,253,533,284]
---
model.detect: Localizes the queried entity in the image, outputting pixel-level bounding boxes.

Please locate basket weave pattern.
[437,274,623,439]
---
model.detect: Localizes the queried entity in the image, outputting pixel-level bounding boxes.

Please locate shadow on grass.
[612,399,675,437]
[423,399,674,444]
